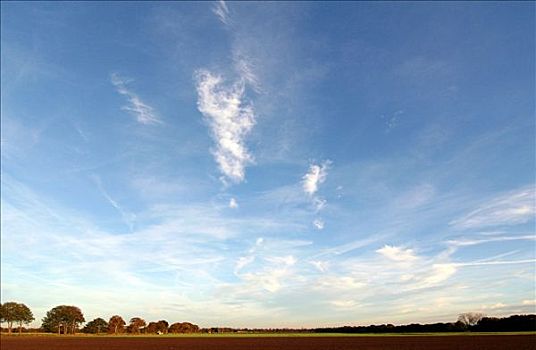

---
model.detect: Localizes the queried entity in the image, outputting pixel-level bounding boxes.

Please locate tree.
[41,305,85,334]
[127,317,146,334]
[0,302,18,333]
[15,303,34,334]
[82,318,108,334]
[458,312,484,327]
[108,315,126,334]
[0,302,34,334]
[168,322,200,334]
[145,320,169,334]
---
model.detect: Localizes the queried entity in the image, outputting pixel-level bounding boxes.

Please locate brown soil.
[1,334,535,350]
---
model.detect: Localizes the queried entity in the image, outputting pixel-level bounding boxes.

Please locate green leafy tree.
[0,302,18,333]
[145,320,168,334]
[127,317,146,334]
[41,305,85,334]
[168,322,200,334]
[108,315,126,334]
[0,302,34,334]
[15,303,34,334]
[82,318,108,334]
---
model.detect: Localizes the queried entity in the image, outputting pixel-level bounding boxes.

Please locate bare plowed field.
[1,334,535,350]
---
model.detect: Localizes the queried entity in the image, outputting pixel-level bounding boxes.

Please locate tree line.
[1,302,535,334]
[81,315,200,335]
[1,302,199,335]
[314,313,536,333]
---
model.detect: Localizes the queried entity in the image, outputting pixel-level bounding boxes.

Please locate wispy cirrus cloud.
[446,234,536,247]
[93,175,136,231]
[238,255,297,293]
[111,73,161,125]
[212,0,230,26]
[450,186,535,229]
[446,259,536,268]
[195,70,256,184]
[232,50,261,93]
[211,0,260,91]
[1,174,314,327]
[3,171,534,327]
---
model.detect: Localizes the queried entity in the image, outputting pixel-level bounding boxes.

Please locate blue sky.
[1,1,535,328]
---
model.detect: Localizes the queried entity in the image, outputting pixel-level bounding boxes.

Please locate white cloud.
[483,302,507,310]
[302,162,329,196]
[313,218,324,230]
[522,299,536,306]
[376,245,418,263]
[420,264,457,286]
[199,1,264,184]
[309,260,329,273]
[212,0,230,25]
[110,73,161,125]
[229,197,238,208]
[302,161,331,220]
[450,187,535,229]
[195,70,256,184]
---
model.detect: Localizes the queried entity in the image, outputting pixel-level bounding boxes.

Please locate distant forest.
[314,314,536,334]
[1,302,535,334]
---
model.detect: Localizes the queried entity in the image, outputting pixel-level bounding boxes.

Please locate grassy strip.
[2,332,535,338]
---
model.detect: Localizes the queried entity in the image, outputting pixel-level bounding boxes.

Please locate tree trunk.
[18,321,22,334]
[8,321,12,334]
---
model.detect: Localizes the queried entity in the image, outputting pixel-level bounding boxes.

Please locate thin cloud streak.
[212,0,230,25]
[446,259,536,267]
[93,176,136,231]
[446,235,536,247]
[450,186,535,229]
[111,73,161,125]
